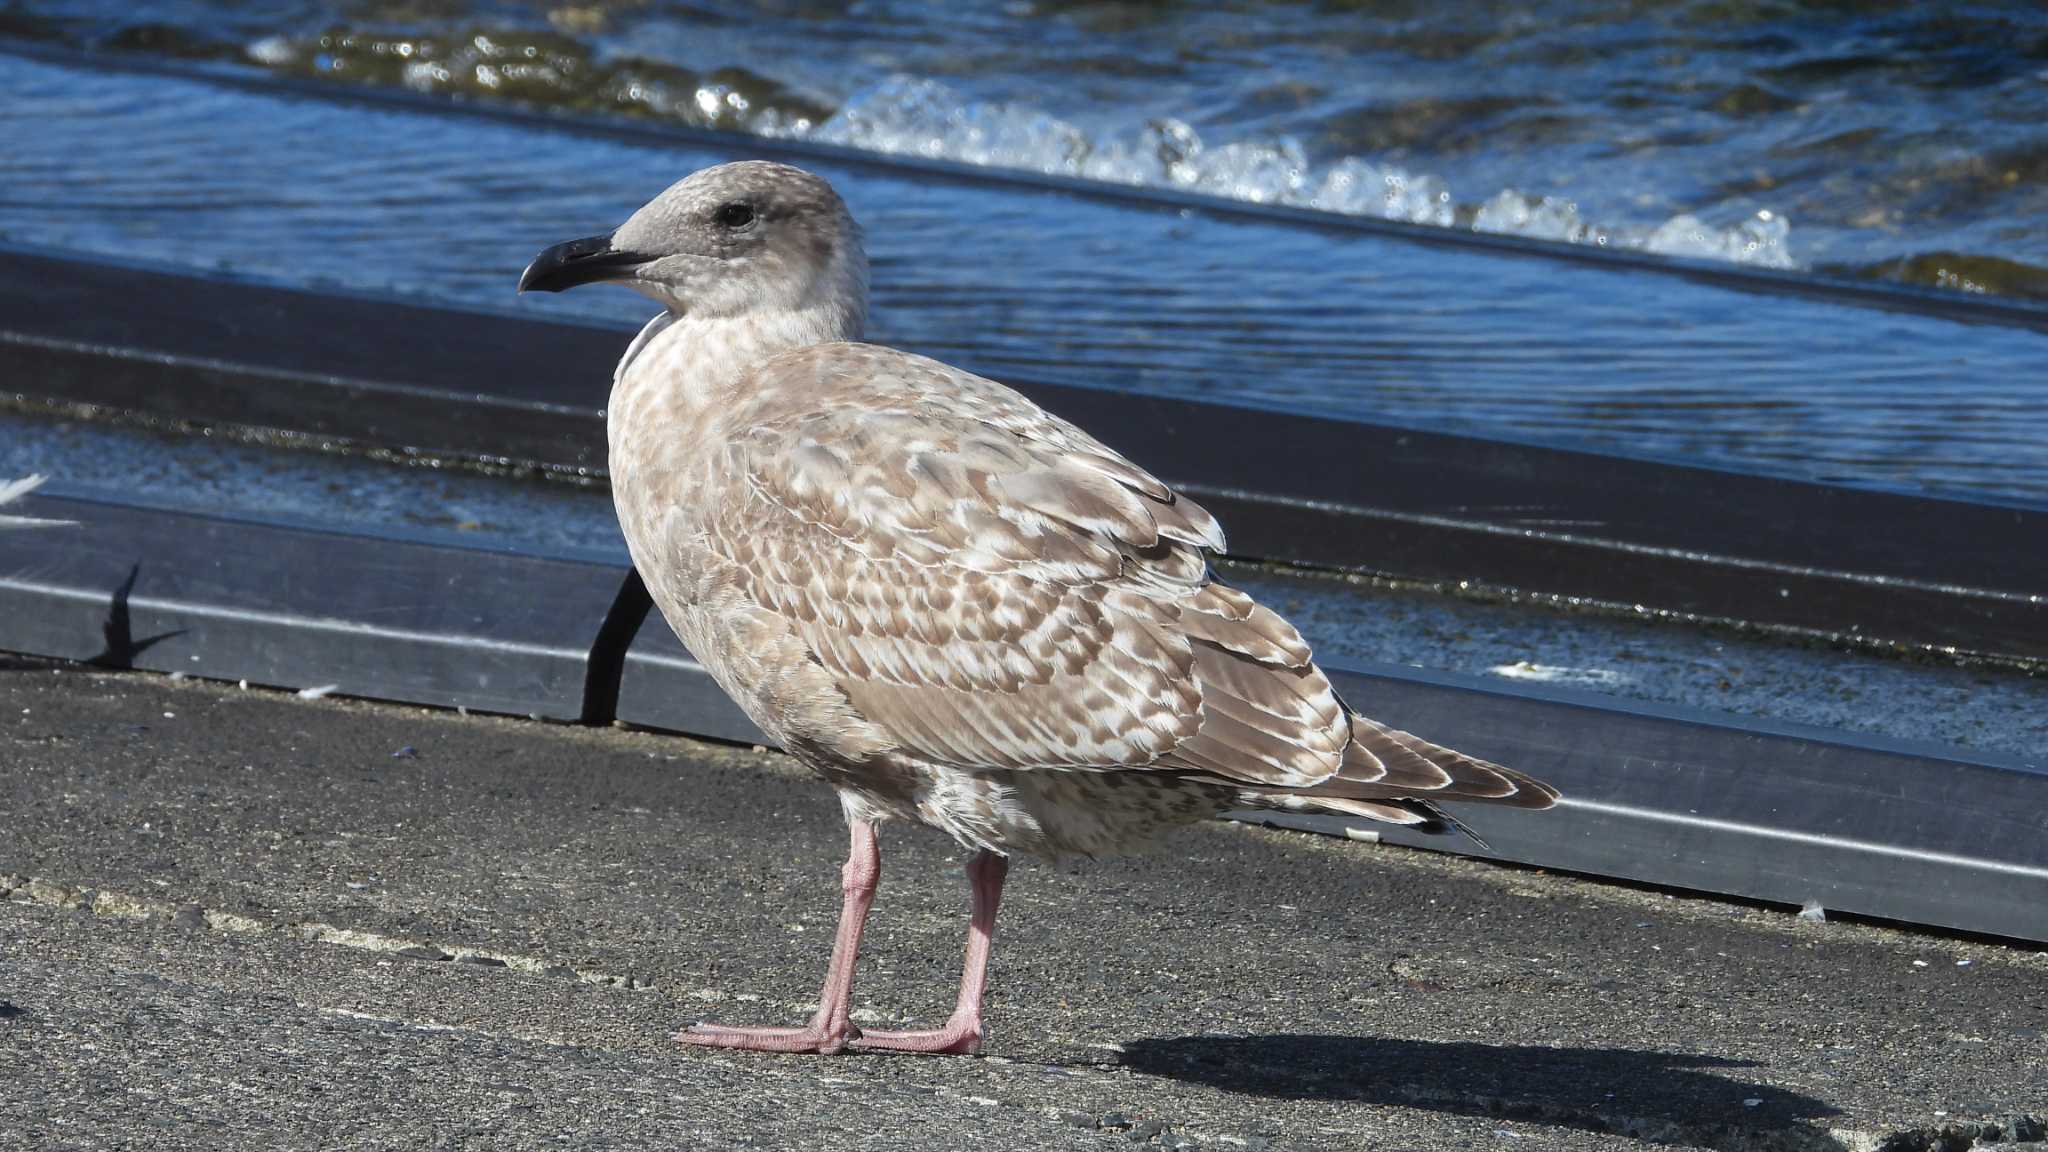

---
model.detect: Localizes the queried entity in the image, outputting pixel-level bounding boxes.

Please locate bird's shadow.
[1117,1033,1844,1149]
[89,563,184,667]
[0,563,182,675]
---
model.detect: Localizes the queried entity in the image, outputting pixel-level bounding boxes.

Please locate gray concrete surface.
[2,660,2044,1151]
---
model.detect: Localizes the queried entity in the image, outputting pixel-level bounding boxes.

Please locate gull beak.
[517,233,652,294]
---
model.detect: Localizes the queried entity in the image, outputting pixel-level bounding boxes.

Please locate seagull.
[519,161,1557,1056]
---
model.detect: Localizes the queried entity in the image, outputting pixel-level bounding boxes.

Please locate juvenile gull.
[519,162,1558,1055]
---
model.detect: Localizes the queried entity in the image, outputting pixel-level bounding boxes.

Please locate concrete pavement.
[2,659,2042,1150]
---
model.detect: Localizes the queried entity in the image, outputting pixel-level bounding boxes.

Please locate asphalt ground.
[2,659,2043,1151]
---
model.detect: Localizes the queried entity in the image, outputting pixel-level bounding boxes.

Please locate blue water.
[10,0,2048,297]
[4,49,2046,505]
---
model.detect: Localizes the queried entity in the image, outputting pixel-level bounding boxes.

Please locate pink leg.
[851,849,1009,1055]
[676,821,880,1054]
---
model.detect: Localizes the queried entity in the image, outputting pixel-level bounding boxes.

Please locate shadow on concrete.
[1120,1034,1844,1149]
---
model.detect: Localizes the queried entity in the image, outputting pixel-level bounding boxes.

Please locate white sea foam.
[762,75,1794,269]
[246,36,297,67]
[1486,661,1631,688]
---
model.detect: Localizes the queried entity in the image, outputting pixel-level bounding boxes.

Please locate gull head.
[518,161,867,327]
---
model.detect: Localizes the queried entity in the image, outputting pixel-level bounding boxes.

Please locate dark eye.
[714,202,756,230]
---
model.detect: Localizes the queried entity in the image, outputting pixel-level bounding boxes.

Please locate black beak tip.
[517,232,642,295]
[514,261,555,295]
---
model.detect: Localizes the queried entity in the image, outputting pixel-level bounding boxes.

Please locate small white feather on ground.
[0,475,78,529]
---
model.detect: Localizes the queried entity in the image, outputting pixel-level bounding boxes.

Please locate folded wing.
[672,343,1555,819]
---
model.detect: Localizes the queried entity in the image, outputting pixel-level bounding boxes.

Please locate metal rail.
[0,494,618,720]
[5,248,2044,664]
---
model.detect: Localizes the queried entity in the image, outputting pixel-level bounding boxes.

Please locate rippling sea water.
[2,4,2047,506]
[8,0,2048,297]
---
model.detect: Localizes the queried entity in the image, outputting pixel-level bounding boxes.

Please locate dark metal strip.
[1315,663,2046,939]
[5,248,2044,663]
[614,615,769,748]
[579,567,655,725]
[0,494,621,720]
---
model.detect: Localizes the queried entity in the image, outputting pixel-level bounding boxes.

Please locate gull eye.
[714,202,756,230]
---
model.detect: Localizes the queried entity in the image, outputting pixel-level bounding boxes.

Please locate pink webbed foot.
[675,822,879,1056]
[672,834,1007,1059]
[675,1018,858,1055]
[849,851,1007,1057]
[848,1014,983,1055]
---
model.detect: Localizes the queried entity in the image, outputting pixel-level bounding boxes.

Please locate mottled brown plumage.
[519,161,1558,1055]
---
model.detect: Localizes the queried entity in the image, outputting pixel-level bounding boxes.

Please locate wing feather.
[677,346,1223,771]
[663,342,1552,813]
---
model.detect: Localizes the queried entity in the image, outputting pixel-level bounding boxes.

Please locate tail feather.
[1237,711,1558,847]
[1287,797,1432,826]
[1321,713,1557,808]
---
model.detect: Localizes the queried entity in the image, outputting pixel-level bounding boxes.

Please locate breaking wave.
[761,76,1795,270]
[242,25,1795,272]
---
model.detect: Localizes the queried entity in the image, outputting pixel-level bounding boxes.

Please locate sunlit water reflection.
[2,51,2046,505]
